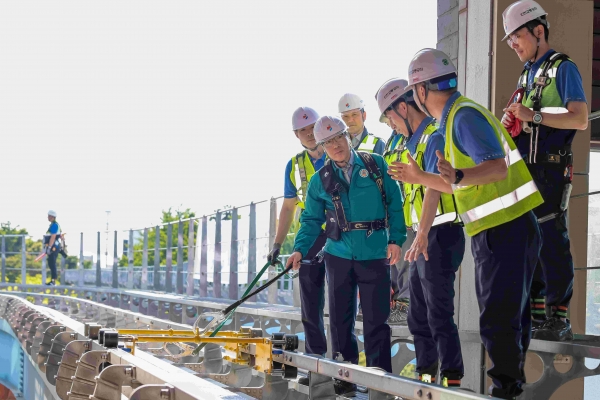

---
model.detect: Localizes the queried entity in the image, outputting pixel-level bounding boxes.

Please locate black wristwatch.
[454,169,464,185]
[388,240,397,245]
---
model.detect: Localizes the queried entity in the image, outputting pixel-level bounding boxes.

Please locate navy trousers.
[299,232,328,355]
[391,228,414,301]
[471,211,541,399]
[407,224,465,380]
[47,249,59,280]
[324,252,392,372]
[529,167,574,314]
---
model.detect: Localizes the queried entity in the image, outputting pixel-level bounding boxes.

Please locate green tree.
[120,208,197,267]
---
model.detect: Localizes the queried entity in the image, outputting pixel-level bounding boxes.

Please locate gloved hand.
[45,246,52,255]
[502,88,525,138]
[267,243,282,265]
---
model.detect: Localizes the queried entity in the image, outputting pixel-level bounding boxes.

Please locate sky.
[2,1,598,262]
[0,1,439,261]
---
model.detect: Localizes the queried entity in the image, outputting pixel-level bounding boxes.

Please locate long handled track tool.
[190,250,323,356]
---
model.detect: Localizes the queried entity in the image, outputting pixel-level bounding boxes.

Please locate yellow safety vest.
[289,150,318,210]
[383,133,406,166]
[445,96,544,236]
[401,122,458,231]
[356,134,381,153]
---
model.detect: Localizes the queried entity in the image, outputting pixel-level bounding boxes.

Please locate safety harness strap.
[319,152,388,237]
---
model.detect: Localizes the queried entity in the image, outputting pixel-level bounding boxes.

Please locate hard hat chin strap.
[392,104,413,137]
[415,85,434,120]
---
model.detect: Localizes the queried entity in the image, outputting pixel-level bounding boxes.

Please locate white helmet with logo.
[406,48,457,89]
[292,107,320,131]
[314,116,347,144]
[375,78,411,123]
[502,0,549,41]
[338,93,365,113]
[48,210,57,217]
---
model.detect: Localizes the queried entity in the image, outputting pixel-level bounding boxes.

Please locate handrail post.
[229,208,239,300]
[41,247,47,285]
[248,203,257,302]
[166,223,173,293]
[60,251,66,285]
[1,236,5,283]
[112,231,118,288]
[127,229,134,289]
[214,211,222,298]
[21,235,27,286]
[186,220,196,296]
[79,233,84,286]
[142,228,149,290]
[153,226,160,290]
[199,217,208,297]
[268,198,277,304]
[176,220,184,294]
[96,232,101,287]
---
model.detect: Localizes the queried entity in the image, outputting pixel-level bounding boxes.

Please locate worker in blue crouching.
[501,0,588,341]
[286,115,406,397]
[267,107,328,385]
[380,77,465,388]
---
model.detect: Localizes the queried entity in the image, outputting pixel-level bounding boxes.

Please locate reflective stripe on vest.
[402,123,458,231]
[290,151,317,210]
[445,96,543,236]
[357,134,378,153]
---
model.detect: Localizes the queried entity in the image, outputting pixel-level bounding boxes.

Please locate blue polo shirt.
[48,221,60,235]
[438,91,505,165]
[405,117,444,174]
[284,153,327,198]
[523,49,587,106]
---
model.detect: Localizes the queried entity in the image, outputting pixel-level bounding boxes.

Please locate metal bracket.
[55,339,92,399]
[46,331,79,385]
[228,372,290,400]
[307,371,336,400]
[67,350,110,400]
[129,383,175,400]
[90,364,138,400]
[37,324,66,372]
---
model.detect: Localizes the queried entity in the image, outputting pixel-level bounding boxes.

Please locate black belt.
[347,219,387,237]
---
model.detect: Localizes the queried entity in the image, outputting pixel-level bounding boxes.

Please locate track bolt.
[338,369,343,376]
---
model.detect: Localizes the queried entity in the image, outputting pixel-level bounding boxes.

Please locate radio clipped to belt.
[560,158,574,212]
[320,152,389,241]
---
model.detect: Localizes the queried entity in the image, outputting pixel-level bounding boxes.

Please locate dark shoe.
[297,376,309,385]
[387,301,408,325]
[531,318,546,333]
[46,280,55,286]
[334,379,357,397]
[533,317,573,341]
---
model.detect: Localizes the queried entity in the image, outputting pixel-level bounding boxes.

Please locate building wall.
[438,1,593,398]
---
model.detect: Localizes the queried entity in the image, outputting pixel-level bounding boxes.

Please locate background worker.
[375,82,412,325]
[501,0,588,341]
[379,78,464,388]
[267,107,328,374]
[286,116,406,396]
[44,210,63,286]
[338,93,385,155]
[391,48,543,399]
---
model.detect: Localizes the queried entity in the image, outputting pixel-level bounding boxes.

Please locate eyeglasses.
[507,30,529,48]
[322,133,347,148]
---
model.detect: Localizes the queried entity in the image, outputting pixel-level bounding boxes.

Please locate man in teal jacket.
[286,115,406,396]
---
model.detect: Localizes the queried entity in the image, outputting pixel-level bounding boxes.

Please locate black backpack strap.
[356,152,388,228]
[319,160,350,232]
[531,51,569,112]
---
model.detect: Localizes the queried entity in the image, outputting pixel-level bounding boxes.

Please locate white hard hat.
[48,210,57,217]
[338,93,365,113]
[407,48,457,89]
[292,107,320,131]
[313,116,347,144]
[375,78,411,123]
[502,0,549,41]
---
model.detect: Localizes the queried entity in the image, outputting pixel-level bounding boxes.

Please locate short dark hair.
[521,18,549,42]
